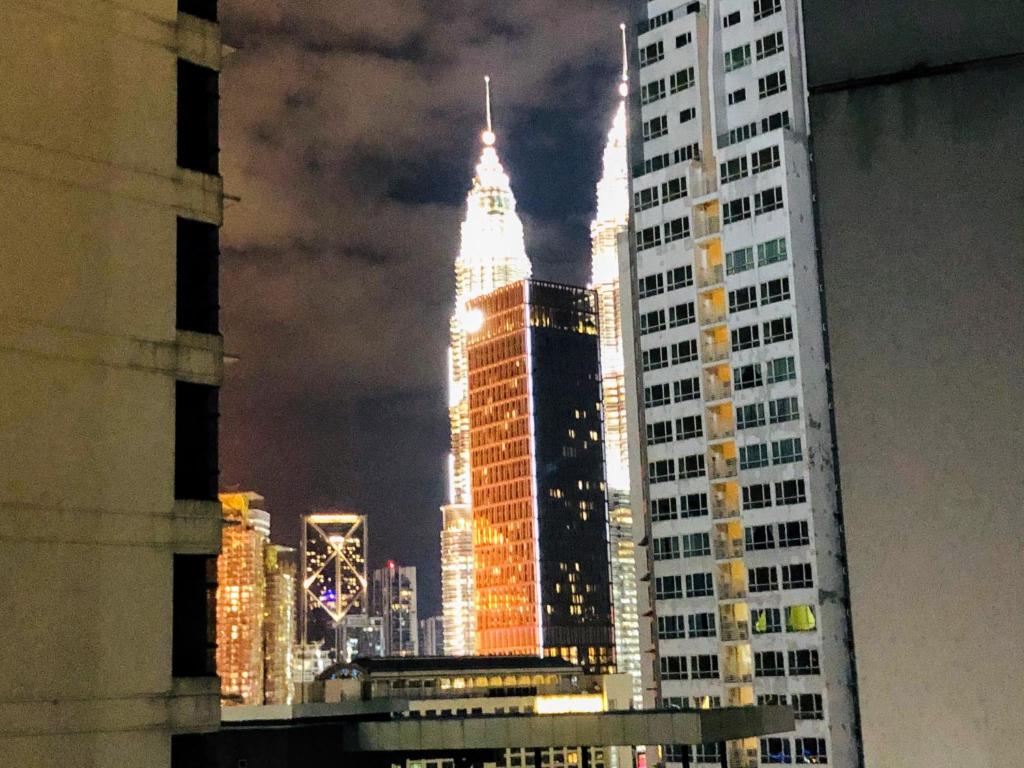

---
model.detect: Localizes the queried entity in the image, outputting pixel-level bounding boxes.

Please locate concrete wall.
[0,2,224,765]
[805,5,1024,764]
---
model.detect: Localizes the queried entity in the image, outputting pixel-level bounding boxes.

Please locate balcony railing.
[699,304,727,326]
[722,670,754,685]
[697,263,725,288]
[712,501,740,520]
[714,538,744,560]
[689,165,719,199]
[717,582,747,600]
[728,749,759,768]
[710,458,739,480]
[702,341,730,363]
[693,215,722,241]
[720,621,751,642]
[704,382,732,402]
[706,422,735,441]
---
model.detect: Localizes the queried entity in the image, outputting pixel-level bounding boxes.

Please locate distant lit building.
[301,511,368,660]
[293,642,331,686]
[372,562,419,657]
[264,544,296,706]
[420,615,445,657]
[443,78,532,658]
[468,280,615,672]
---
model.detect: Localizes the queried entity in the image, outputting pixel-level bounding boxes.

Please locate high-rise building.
[372,562,420,657]
[419,615,445,657]
[0,2,223,764]
[301,512,368,660]
[442,78,532,657]
[623,2,862,766]
[264,544,297,706]
[217,493,271,705]
[591,27,644,710]
[468,280,615,672]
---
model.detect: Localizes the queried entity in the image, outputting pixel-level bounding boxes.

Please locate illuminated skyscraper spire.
[443,77,531,656]
[591,25,642,709]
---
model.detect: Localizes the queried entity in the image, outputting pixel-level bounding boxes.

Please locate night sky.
[217,0,624,617]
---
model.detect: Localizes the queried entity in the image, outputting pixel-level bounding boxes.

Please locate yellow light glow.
[463,308,485,333]
[535,694,606,715]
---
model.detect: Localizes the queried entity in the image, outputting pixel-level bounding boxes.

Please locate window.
[177,60,219,174]
[723,10,741,27]
[725,44,751,71]
[664,217,690,242]
[763,317,794,344]
[680,107,697,123]
[735,363,763,390]
[766,355,796,382]
[728,88,747,105]
[667,264,693,290]
[725,121,757,146]
[759,70,788,98]
[792,693,824,720]
[677,415,703,440]
[639,41,665,67]
[695,744,722,764]
[658,615,686,639]
[642,347,669,371]
[772,437,803,464]
[651,497,678,521]
[682,532,711,557]
[760,737,792,763]
[653,535,680,560]
[676,32,693,47]
[752,607,782,634]
[720,156,749,183]
[758,694,787,707]
[743,483,772,509]
[690,654,719,678]
[679,453,706,479]
[671,340,699,366]
[756,31,785,60]
[663,697,687,710]
[645,10,675,30]
[736,403,766,429]
[635,152,671,177]
[758,236,788,265]
[745,523,775,550]
[172,554,217,676]
[175,382,218,500]
[669,302,695,327]
[788,649,821,675]
[740,443,770,470]
[645,383,672,408]
[731,324,760,352]
[634,186,660,211]
[179,0,218,21]
[670,67,695,93]
[646,420,673,445]
[655,575,685,600]
[640,309,667,335]
[176,218,219,334]
[688,613,717,638]
[637,225,662,251]
[749,565,778,592]
[778,520,809,547]
[660,655,687,680]
[782,563,813,589]
[643,115,669,141]
[726,246,755,274]
[674,143,701,163]
[686,572,714,597]
[795,738,827,764]
[754,0,782,20]
[755,186,785,215]
[639,272,665,298]
[762,109,791,132]
[680,492,709,517]
[769,396,800,424]
[752,145,781,174]
[776,479,807,505]
[755,650,785,676]
[662,177,687,202]
[761,277,791,305]
[641,78,667,104]
[650,459,676,484]
[723,197,752,224]
[786,604,817,632]
[729,286,758,313]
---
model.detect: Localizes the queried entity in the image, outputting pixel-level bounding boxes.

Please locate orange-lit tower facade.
[468,280,614,672]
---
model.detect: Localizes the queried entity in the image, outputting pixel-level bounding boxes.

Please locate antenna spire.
[618,23,629,97]
[482,75,496,146]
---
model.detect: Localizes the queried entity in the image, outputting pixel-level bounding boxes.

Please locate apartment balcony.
[712,500,741,520]
[720,621,751,642]
[706,421,735,441]
[714,538,744,561]
[728,748,759,768]
[702,341,730,364]
[693,215,722,244]
[722,669,754,685]
[689,164,719,202]
[696,263,725,288]
[699,304,728,327]
[717,581,748,601]
[704,383,732,403]
[709,458,739,481]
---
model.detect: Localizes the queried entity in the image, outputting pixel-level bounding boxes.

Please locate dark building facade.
[468,280,615,672]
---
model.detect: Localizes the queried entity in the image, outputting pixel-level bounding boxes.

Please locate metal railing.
[714,538,744,560]
[712,501,740,519]
[699,304,727,326]
[693,215,722,241]
[720,621,751,642]
[722,670,754,684]
[709,458,739,480]
[706,422,735,441]
[717,582,748,600]
[703,382,732,402]
[696,263,725,287]
[702,341,730,363]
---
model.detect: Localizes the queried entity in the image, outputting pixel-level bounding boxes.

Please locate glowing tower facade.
[443,78,532,656]
[591,28,644,710]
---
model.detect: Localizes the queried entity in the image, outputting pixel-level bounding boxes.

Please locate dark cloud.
[218,0,623,614]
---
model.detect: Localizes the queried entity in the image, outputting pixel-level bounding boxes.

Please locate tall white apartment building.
[621,2,863,766]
